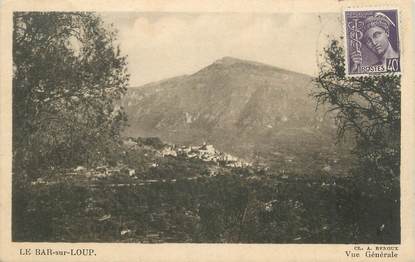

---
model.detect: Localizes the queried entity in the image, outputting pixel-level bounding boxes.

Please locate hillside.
[16,136,397,243]
[122,57,352,173]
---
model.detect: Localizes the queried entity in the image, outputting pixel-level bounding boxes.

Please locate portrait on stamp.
[344,9,400,76]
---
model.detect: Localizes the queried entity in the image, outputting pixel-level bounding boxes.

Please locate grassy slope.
[12,138,399,243]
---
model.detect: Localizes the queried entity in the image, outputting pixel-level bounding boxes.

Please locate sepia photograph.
[10,10,401,244]
[1,0,414,261]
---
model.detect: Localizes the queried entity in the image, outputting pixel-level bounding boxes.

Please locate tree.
[314,39,400,177]
[13,12,130,178]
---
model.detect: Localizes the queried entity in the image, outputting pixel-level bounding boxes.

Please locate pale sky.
[101,12,342,87]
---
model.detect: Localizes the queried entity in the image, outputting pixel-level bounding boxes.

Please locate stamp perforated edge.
[342,6,402,78]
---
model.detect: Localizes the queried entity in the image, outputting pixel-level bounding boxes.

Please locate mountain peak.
[213,56,245,65]
[213,56,265,67]
[196,56,305,77]
[122,55,333,166]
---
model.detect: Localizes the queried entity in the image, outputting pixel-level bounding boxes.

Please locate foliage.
[12,172,399,243]
[314,39,400,177]
[13,12,129,178]
[12,135,400,243]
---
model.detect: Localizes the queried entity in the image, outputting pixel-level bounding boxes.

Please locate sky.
[101,12,342,87]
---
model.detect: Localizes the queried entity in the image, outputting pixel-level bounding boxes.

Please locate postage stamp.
[344,8,401,76]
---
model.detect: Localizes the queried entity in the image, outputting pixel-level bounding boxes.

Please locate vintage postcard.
[0,0,414,261]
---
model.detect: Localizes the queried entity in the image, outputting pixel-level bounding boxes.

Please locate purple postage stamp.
[344,9,400,76]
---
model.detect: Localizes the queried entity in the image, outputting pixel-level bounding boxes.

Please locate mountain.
[121,57,350,173]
